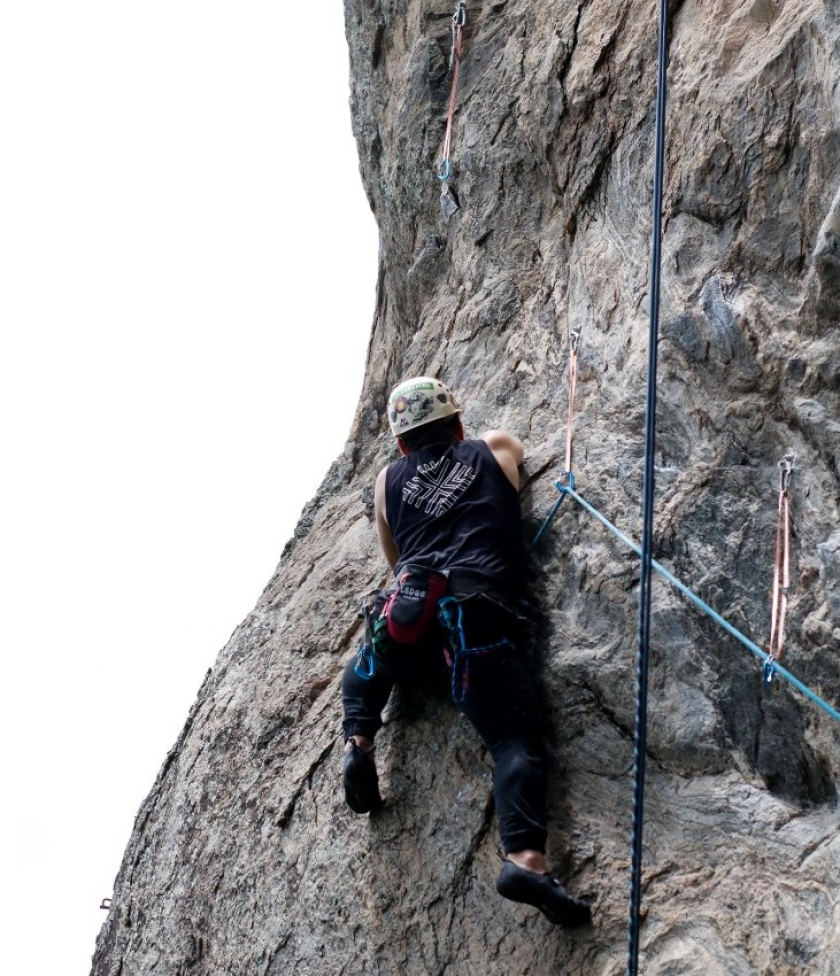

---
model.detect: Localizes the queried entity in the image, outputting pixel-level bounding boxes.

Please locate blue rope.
[551,479,840,725]
[529,472,574,550]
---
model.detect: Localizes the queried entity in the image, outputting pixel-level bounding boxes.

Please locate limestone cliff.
[91,2,840,973]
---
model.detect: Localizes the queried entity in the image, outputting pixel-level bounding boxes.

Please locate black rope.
[626,1,670,973]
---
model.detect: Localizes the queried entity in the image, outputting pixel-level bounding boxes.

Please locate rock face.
[92,2,840,974]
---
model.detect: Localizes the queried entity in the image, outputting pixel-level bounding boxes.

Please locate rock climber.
[340,375,591,927]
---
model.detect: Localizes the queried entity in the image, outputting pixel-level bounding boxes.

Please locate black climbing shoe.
[342,742,383,814]
[496,860,592,928]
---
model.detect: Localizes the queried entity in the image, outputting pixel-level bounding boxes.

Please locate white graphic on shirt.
[402,457,476,517]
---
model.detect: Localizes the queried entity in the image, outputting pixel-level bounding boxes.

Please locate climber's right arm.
[482,429,524,491]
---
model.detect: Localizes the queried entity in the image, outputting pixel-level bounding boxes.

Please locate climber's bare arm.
[374,467,400,570]
[482,430,525,490]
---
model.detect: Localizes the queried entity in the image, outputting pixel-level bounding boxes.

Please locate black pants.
[341,593,547,854]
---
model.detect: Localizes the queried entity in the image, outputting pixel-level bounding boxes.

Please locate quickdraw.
[354,589,383,680]
[764,454,794,684]
[437,2,467,193]
[564,330,580,477]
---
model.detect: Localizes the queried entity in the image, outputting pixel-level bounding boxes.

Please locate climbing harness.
[438,596,512,703]
[353,577,515,702]
[438,2,466,218]
[764,454,794,684]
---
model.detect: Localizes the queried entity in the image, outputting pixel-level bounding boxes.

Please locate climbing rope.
[437,2,467,183]
[623,0,671,969]
[764,454,794,683]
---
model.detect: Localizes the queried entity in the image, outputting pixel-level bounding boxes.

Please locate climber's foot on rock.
[343,741,383,815]
[496,860,592,928]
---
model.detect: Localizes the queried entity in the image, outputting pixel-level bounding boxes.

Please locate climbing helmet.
[387,376,460,436]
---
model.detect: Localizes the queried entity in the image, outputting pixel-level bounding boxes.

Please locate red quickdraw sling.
[764,454,794,683]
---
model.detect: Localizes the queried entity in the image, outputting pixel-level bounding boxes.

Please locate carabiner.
[354,644,376,681]
[556,470,576,493]
[778,453,794,494]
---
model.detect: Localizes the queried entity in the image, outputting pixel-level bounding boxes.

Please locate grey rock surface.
[92,2,840,973]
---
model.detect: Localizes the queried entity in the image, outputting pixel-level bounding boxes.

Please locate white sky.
[0,5,377,973]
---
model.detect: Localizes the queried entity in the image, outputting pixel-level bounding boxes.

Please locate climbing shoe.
[342,742,384,815]
[496,860,592,928]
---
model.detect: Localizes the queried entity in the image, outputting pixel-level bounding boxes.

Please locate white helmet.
[387,376,461,436]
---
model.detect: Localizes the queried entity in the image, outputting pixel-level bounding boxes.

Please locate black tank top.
[385,439,524,593]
